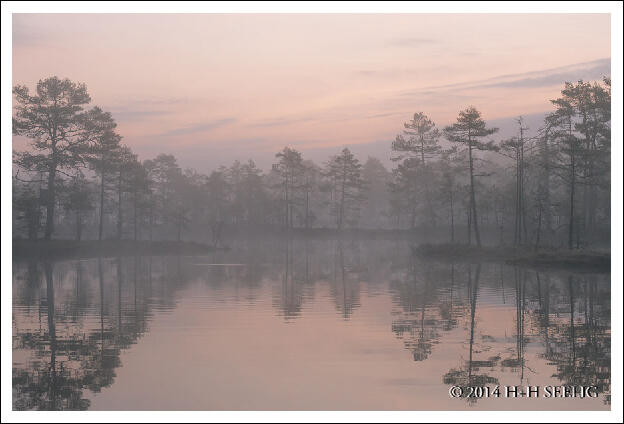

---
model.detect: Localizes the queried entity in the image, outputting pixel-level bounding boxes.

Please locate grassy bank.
[412,243,610,273]
[13,239,225,261]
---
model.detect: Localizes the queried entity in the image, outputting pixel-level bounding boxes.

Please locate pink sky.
[12,14,610,171]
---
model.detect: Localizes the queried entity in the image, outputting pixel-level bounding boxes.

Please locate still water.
[12,240,611,410]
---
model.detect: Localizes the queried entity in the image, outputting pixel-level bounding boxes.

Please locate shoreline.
[12,239,612,274]
[411,243,611,273]
[12,239,226,261]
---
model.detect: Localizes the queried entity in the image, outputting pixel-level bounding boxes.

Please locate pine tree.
[13,77,98,239]
[323,148,367,230]
[444,107,498,247]
[273,147,305,229]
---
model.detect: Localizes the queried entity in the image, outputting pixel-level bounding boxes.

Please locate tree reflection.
[12,242,611,409]
[500,267,529,381]
[13,262,90,410]
[390,254,454,361]
[442,264,500,404]
[12,258,155,410]
[275,238,304,320]
[330,241,361,320]
[537,275,611,404]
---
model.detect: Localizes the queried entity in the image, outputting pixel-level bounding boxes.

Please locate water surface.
[12,240,611,410]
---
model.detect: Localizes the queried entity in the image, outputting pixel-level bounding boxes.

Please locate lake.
[12,240,611,410]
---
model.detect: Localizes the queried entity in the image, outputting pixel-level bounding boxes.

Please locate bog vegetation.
[13,76,611,249]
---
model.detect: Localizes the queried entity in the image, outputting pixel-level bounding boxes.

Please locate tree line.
[13,76,611,249]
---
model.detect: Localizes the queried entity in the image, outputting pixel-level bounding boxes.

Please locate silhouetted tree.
[63,172,94,240]
[229,160,268,225]
[444,107,498,247]
[361,157,391,229]
[13,180,42,240]
[392,112,442,164]
[88,125,121,241]
[126,160,150,241]
[546,79,611,249]
[205,169,230,246]
[438,150,463,242]
[392,112,442,227]
[498,117,532,245]
[114,146,138,240]
[323,148,367,229]
[273,147,305,229]
[301,160,321,229]
[13,77,98,239]
[388,158,422,229]
[143,154,181,239]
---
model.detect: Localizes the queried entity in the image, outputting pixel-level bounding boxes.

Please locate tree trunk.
[285,177,291,229]
[177,212,182,242]
[514,150,520,245]
[305,188,310,230]
[544,142,553,246]
[149,207,153,241]
[76,210,82,241]
[338,171,345,230]
[449,190,455,243]
[468,142,481,246]
[568,151,576,250]
[44,167,57,240]
[467,208,471,246]
[99,172,105,241]
[133,190,138,241]
[534,199,542,251]
[520,140,528,243]
[117,172,123,240]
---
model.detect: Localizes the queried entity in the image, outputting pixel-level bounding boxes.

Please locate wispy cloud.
[109,107,171,122]
[247,116,317,128]
[473,60,610,90]
[248,110,404,130]
[159,118,237,137]
[355,65,453,79]
[431,58,610,91]
[102,97,201,123]
[394,58,610,101]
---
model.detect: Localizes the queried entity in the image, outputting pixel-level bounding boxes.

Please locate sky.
[12,13,611,171]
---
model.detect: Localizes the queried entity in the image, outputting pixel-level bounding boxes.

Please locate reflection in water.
[331,242,362,320]
[442,264,500,404]
[541,276,611,405]
[12,240,611,410]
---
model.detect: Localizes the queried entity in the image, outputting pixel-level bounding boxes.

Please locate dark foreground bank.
[13,239,225,261]
[412,243,611,273]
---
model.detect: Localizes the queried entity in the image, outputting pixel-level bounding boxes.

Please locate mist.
[8,10,615,416]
